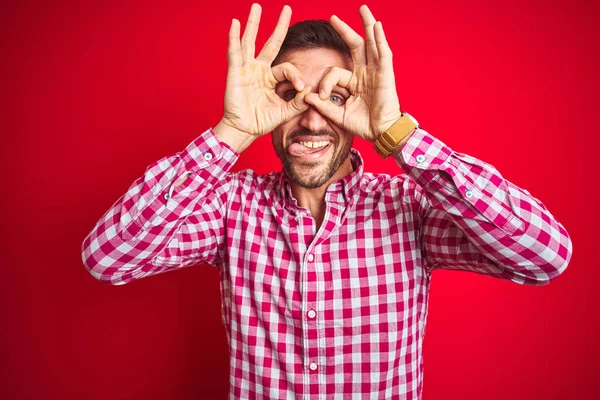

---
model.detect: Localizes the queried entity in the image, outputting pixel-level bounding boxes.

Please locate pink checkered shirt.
[82,127,572,399]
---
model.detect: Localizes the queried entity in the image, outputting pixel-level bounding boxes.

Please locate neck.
[289,157,353,230]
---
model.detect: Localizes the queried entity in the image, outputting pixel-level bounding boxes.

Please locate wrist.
[213,119,255,154]
[375,113,403,140]
[373,112,419,159]
[389,130,415,159]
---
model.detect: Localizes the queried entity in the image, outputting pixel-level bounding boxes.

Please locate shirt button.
[307,253,314,262]
[465,190,473,198]
[309,362,318,371]
[416,154,425,163]
[203,152,213,161]
[308,309,316,319]
[163,193,170,200]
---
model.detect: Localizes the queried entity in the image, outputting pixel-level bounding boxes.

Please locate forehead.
[277,48,352,78]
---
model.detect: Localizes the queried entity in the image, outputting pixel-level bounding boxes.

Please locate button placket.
[305,254,316,322]
[202,150,213,161]
[303,249,320,381]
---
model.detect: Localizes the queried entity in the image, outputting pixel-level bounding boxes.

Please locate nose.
[299,105,329,132]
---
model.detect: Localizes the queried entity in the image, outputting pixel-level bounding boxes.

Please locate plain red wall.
[2,0,598,398]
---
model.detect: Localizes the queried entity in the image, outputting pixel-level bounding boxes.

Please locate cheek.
[271,129,287,156]
[274,123,295,146]
[332,129,352,147]
[271,128,283,145]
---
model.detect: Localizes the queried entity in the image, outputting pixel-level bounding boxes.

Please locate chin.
[292,176,331,189]
[286,160,334,189]
[275,135,353,189]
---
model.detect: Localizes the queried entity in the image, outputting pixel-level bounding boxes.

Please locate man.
[82,3,572,399]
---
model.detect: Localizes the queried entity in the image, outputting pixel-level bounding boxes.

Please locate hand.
[304,5,402,142]
[216,4,311,143]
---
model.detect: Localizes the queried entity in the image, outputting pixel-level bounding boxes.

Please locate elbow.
[546,223,573,283]
[511,260,568,286]
[536,258,570,286]
[545,229,573,284]
[522,228,573,286]
[81,237,129,286]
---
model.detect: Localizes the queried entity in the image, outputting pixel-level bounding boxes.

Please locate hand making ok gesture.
[304,5,403,143]
[215,3,311,150]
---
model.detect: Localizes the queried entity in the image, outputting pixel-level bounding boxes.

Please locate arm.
[81,129,238,285]
[82,3,309,284]
[399,128,572,285]
[303,5,571,284]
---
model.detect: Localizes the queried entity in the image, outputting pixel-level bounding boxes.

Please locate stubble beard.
[273,128,353,189]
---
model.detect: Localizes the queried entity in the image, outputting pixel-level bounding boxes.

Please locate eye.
[329,94,346,105]
[283,90,297,102]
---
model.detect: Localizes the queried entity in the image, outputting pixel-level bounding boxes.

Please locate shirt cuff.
[396,128,523,235]
[180,127,239,172]
[397,128,452,178]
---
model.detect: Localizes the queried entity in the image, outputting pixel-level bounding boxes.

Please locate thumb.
[304,93,345,127]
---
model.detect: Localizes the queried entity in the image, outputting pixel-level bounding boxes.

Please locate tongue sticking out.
[288,143,329,157]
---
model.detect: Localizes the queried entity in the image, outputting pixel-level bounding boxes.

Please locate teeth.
[300,141,329,148]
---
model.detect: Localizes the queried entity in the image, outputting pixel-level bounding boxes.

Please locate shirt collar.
[277,148,365,212]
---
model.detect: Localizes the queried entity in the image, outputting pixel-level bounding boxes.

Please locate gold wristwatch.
[374,112,420,158]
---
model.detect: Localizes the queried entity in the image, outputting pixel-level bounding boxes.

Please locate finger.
[304,92,345,127]
[318,67,353,100]
[374,21,393,73]
[271,62,305,91]
[257,5,292,63]
[359,5,378,65]
[241,3,262,62]
[227,19,242,70]
[283,85,311,118]
[330,15,366,68]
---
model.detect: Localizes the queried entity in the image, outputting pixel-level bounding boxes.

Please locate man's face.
[272,48,354,189]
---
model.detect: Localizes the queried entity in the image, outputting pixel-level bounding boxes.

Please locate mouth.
[287,135,335,161]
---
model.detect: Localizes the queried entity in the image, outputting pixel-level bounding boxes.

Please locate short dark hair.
[273,20,351,65]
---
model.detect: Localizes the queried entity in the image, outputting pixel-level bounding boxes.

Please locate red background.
[2,0,599,398]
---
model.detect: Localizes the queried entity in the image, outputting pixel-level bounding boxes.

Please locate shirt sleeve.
[397,128,573,285]
[81,128,239,285]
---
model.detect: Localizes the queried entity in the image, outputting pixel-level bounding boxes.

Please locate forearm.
[81,128,238,285]
[398,128,572,284]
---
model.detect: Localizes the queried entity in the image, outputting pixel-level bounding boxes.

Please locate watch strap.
[374,112,419,158]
